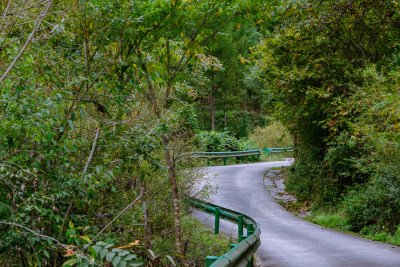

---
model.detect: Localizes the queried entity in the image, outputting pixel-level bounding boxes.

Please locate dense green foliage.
[195,131,251,152]
[248,121,292,149]
[253,0,400,235]
[3,0,400,264]
[0,0,260,265]
[193,23,265,137]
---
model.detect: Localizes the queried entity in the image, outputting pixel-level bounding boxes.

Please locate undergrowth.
[153,215,231,266]
[269,168,400,247]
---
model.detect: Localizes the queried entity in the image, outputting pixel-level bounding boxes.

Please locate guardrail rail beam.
[188,199,261,267]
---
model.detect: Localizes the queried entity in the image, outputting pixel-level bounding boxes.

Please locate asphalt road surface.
[193,161,400,267]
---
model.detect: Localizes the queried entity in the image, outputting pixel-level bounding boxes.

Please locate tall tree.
[1,0,264,265]
[253,0,400,205]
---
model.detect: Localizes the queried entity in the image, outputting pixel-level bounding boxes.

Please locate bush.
[152,215,230,266]
[248,121,293,149]
[344,166,400,233]
[285,156,325,203]
[194,131,251,152]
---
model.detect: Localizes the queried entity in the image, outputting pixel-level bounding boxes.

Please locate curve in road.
[194,161,400,267]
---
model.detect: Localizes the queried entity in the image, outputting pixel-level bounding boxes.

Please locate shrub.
[194,131,251,152]
[152,215,230,266]
[344,165,400,233]
[248,121,293,149]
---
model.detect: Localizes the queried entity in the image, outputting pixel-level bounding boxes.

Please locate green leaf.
[118,261,127,267]
[100,249,108,260]
[123,254,137,261]
[112,256,121,267]
[96,241,106,246]
[112,248,123,253]
[43,250,50,259]
[105,243,114,249]
[106,252,116,262]
[166,255,176,266]
[68,120,74,130]
[147,249,155,259]
[61,258,81,266]
[89,246,96,257]
[128,261,143,267]
[92,245,101,254]
[118,250,129,257]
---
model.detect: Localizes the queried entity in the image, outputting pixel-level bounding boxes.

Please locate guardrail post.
[238,215,244,239]
[257,149,261,161]
[223,157,227,166]
[247,223,254,236]
[247,254,254,266]
[190,198,261,266]
[206,256,218,266]
[246,224,255,267]
[215,207,221,234]
[207,158,210,166]
[241,157,244,163]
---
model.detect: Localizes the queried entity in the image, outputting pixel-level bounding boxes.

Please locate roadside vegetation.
[248,122,294,161]
[265,166,400,247]
[252,0,400,243]
[248,121,292,149]
[0,0,264,265]
[2,0,400,265]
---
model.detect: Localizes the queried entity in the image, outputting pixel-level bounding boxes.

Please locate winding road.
[194,161,400,267]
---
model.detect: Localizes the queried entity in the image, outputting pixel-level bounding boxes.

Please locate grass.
[305,212,351,230]
[307,212,400,246]
[358,226,400,246]
[153,215,232,266]
[260,152,294,162]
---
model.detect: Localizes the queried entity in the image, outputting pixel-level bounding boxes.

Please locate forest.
[1,0,400,266]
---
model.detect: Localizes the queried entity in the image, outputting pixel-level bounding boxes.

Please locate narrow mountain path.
[194,161,400,267]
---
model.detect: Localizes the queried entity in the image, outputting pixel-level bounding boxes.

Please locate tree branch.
[319,0,355,26]
[0,0,53,84]
[0,0,13,33]
[63,128,101,224]
[86,193,142,248]
[0,221,74,250]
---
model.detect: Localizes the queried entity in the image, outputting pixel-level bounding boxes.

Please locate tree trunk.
[161,135,184,259]
[138,47,185,263]
[19,250,27,267]
[138,177,153,248]
[210,74,215,131]
[224,104,227,129]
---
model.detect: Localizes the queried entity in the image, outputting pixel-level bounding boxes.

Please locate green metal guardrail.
[263,147,293,155]
[188,148,292,265]
[189,199,261,267]
[192,150,261,166]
